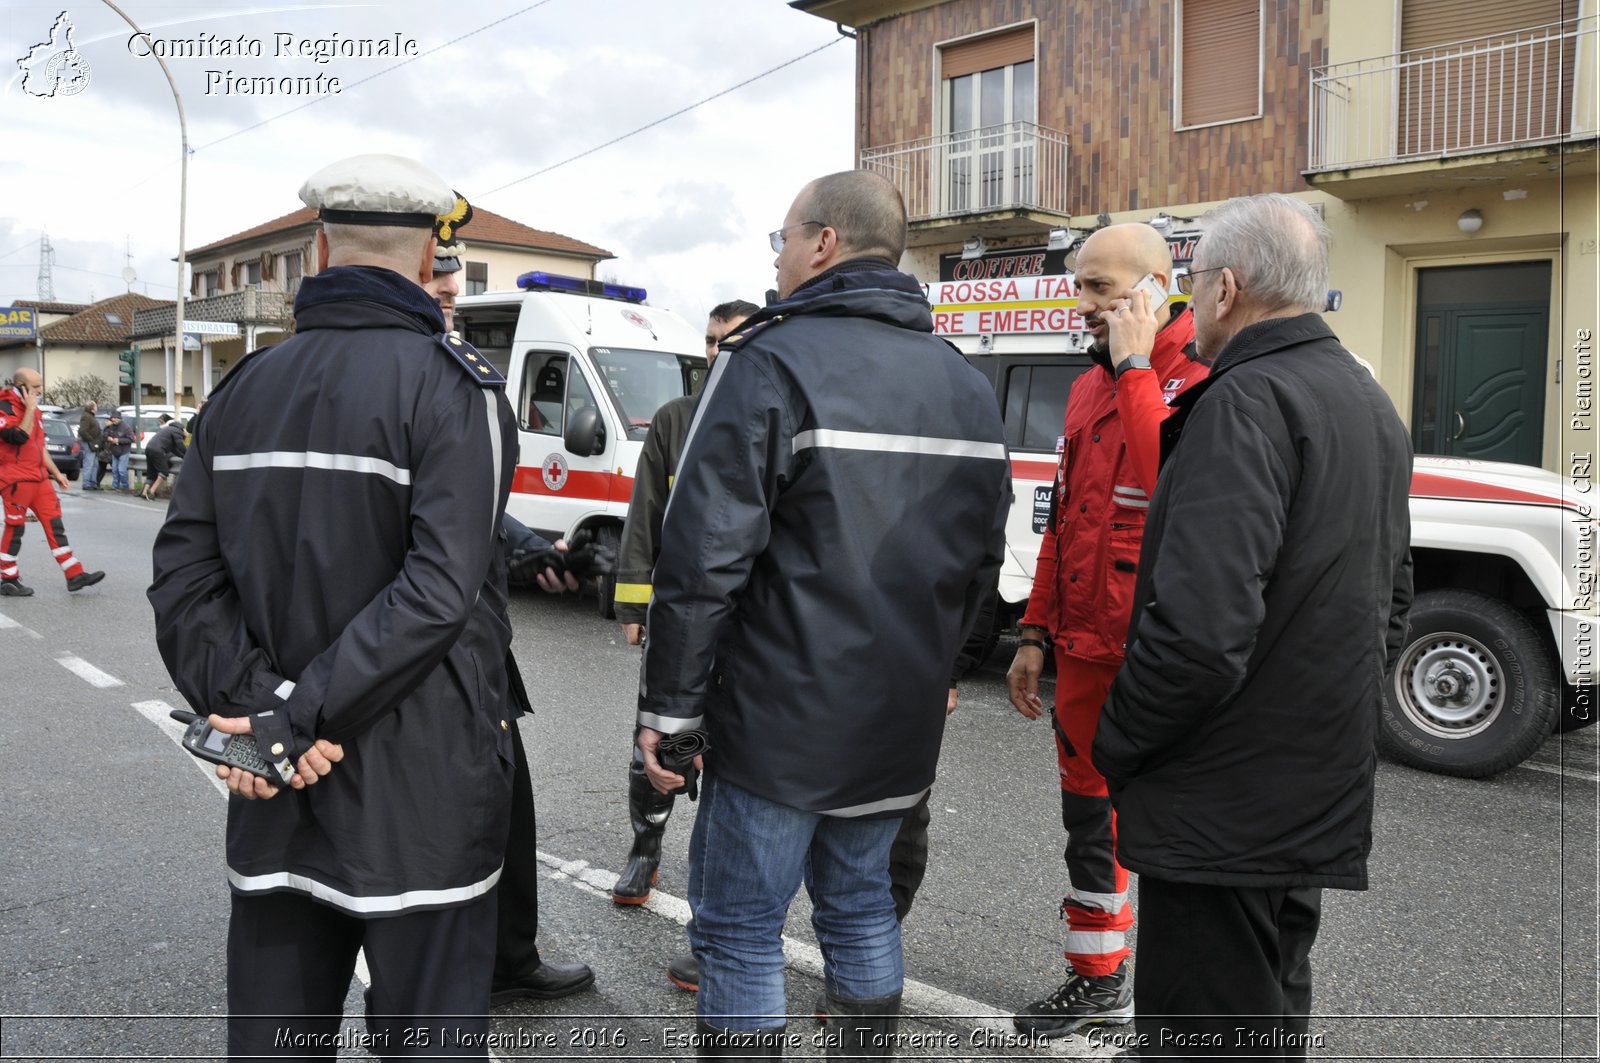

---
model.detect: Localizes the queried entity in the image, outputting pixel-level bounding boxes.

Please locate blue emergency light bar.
[516,271,648,303]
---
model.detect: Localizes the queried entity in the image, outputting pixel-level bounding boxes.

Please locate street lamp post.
[100,0,186,411]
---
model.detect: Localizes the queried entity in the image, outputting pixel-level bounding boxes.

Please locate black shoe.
[1012,963,1134,1038]
[666,952,698,992]
[66,571,105,593]
[695,1020,785,1058]
[489,960,594,1005]
[823,991,901,1058]
[0,579,33,597]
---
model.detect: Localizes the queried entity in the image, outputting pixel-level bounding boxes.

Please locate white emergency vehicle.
[937,271,1597,777]
[454,272,708,617]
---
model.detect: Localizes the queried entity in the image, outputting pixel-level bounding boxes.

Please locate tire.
[67,467,79,482]
[593,524,621,620]
[1379,589,1560,778]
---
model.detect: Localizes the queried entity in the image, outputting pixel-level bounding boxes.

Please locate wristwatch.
[1114,354,1152,379]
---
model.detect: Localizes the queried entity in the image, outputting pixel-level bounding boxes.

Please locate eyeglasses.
[768,220,827,254]
[1176,266,1228,296]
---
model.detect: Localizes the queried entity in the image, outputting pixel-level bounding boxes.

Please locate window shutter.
[1402,0,1574,49]
[1180,0,1261,127]
[941,26,1034,80]
[260,251,274,282]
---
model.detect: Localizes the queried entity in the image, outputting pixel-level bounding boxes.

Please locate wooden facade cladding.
[854,0,1327,213]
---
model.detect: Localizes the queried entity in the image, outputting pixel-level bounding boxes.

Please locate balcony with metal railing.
[860,121,1071,238]
[1309,16,1597,181]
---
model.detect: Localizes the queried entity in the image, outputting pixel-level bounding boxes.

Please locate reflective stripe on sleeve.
[614,582,652,605]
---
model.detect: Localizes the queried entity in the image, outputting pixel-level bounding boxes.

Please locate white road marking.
[0,610,44,639]
[130,699,229,797]
[56,655,123,688]
[1516,760,1600,783]
[533,851,1103,1057]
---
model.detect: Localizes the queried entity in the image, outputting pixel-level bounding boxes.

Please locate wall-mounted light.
[1457,209,1484,235]
[960,235,988,260]
[1046,227,1074,250]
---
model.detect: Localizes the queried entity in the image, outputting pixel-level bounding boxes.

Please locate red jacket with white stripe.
[0,386,48,488]
[1021,306,1205,665]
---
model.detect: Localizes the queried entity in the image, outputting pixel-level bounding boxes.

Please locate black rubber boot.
[696,1019,785,1059]
[612,754,675,904]
[823,991,901,1058]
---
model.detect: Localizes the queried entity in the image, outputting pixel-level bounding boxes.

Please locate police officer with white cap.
[150,153,521,1058]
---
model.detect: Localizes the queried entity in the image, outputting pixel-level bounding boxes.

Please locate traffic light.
[118,349,138,387]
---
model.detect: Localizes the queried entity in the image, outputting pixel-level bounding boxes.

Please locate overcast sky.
[0,1,857,328]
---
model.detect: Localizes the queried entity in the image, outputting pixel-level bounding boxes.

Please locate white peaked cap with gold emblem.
[299,154,455,229]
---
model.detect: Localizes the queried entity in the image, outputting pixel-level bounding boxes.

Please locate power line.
[193,0,561,152]
[479,36,847,197]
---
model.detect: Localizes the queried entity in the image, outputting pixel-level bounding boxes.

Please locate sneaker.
[66,571,105,592]
[1012,963,1134,1038]
[0,580,34,597]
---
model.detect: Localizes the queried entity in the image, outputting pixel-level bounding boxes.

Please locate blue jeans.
[688,770,903,1031]
[110,454,129,491]
[80,447,98,487]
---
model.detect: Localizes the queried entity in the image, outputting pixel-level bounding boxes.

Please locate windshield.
[589,347,706,438]
[42,419,73,442]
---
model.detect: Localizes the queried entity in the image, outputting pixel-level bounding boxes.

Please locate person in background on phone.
[142,413,187,501]
[0,368,105,597]
[149,153,518,1058]
[1006,223,1207,1039]
[101,411,136,493]
[610,298,759,923]
[78,402,102,490]
[1092,192,1412,1057]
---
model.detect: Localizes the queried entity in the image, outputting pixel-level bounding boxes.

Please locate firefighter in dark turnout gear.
[611,299,758,910]
[0,367,104,596]
[148,154,519,1060]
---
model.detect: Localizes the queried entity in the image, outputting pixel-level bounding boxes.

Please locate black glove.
[560,527,617,580]
[507,543,566,586]
[657,730,710,801]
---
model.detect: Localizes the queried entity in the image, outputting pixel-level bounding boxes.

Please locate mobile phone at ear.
[1133,273,1168,310]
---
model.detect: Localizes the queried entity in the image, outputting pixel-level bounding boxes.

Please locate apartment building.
[792,0,1596,470]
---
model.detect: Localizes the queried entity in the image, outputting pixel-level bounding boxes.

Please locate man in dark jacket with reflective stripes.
[637,170,1010,1058]
[1092,193,1413,1058]
[149,154,519,1059]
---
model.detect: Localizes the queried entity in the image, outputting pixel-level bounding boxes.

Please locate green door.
[1413,262,1549,465]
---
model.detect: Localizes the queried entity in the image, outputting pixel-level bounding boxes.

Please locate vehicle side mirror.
[564,406,605,457]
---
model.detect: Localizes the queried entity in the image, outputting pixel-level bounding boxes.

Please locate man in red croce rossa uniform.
[0,367,104,597]
[1007,223,1207,1038]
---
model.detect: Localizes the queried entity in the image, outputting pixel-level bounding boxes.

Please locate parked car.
[40,416,81,480]
[117,405,199,447]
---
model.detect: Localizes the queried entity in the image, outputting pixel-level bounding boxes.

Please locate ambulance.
[936,270,1597,778]
[453,272,708,617]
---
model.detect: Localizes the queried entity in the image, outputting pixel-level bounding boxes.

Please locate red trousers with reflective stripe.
[1053,654,1132,977]
[1,479,83,583]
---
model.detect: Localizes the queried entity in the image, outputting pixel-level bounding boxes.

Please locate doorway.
[1412,261,1549,464]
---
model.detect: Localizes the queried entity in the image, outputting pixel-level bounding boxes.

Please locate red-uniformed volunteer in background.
[0,367,105,597]
[1006,223,1206,1038]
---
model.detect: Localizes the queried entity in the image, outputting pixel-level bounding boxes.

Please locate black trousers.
[1133,877,1322,1061]
[226,888,497,1061]
[495,719,542,981]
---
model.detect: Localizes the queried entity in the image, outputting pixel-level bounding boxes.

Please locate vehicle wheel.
[1559,681,1599,733]
[67,468,79,482]
[1379,589,1559,778]
[593,524,620,620]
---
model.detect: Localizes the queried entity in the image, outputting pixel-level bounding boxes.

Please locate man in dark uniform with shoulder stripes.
[150,153,520,1059]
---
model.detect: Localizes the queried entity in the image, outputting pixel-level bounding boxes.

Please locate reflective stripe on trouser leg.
[1,487,26,580]
[1054,654,1132,977]
[41,510,83,580]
